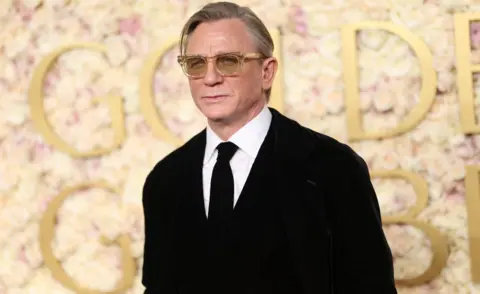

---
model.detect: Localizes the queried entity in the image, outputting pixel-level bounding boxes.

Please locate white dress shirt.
[202,106,272,217]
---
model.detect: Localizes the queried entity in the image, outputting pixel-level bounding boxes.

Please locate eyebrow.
[185,51,242,57]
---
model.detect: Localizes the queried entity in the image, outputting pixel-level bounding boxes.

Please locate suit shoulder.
[142,132,203,207]
[276,112,366,170]
[146,130,204,182]
[305,127,368,170]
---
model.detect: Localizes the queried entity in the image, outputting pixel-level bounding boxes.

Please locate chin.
[200,105,234,122]
[204,110,233,122]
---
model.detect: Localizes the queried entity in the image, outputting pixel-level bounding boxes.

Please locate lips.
[202,94,228,99]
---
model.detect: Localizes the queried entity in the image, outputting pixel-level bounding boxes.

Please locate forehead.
[186,19,255,55]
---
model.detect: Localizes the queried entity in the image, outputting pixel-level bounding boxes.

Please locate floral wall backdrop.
[1,0,480,293]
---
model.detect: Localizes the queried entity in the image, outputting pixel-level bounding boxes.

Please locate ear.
[261,57,278,91]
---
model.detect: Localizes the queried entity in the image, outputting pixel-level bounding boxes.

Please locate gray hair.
[179,1,274,99]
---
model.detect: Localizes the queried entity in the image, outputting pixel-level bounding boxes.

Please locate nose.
[203,60,223,86]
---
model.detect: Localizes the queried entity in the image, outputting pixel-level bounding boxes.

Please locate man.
[142,2,397,293]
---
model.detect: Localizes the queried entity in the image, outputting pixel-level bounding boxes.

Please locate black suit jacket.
[142,108,397,294]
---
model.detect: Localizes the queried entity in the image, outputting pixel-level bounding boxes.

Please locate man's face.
[184,19,275,125]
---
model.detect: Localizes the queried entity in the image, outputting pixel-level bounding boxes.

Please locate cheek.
[188,80,202,97]
[228,74,262,96]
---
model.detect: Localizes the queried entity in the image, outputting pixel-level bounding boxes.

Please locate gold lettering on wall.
[465,166,480,283]
[454,13,480,134]
[139,37,183,147]
[371,170,449,286]
[39,182,135,294]
[341,21,437,141]
[28,43,126,157]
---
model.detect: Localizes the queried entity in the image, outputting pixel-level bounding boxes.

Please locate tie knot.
[216,142,238,162]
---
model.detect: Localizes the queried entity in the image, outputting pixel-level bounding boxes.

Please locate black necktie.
[208,142,238,225]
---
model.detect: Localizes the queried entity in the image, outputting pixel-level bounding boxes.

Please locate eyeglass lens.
[184,55,240,76]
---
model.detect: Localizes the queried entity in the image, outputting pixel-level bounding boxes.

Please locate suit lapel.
[183,130,208,223]
[174,130,208,253]
[232,107,318,218]
[173,130,210,288]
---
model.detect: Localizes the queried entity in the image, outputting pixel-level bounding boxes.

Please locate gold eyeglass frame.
[177,52,265,77]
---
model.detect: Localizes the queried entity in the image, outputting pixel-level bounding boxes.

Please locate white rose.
[358,30,389,51]
[2,199,33,230]
[394,136,414,156]
[45,152,78,179]
[94,68,127,95]
[0,218,14,246]
[92,205,127,241]
[471,134,480,151]
[389,6,423,29]
[451,135,475,158]
[424,200,465,228]
[409,123,430,143]
[309,99,327,118]
[23,0,42,9]
[372,149,400,170]
[0,258,32,287]
[0,59,17,84]
[4,101,29,126]
[15,221,38,246]
[358,90,374,112]
[446,252,471,284]
[439,0,472,10]
[105,36,130,66]
[372,179,399,213]
[424,153,449,180]
[389,0,424,6]
[4,288,25,294]
[0,279,5,292]
[436,71,455,94]
[54,77,79,107]
[14,170,40,202]
[372,91,394,112]
[385,57,416,77]
[427,101,448,122]
[363,112,399,134]
[293,50,327,78]
[54,222,87,257]
[341,9,369,23]
[317,115,347,142]
[174,98,199,124]
[4,30,31,59]
[25,241,43,269]
[0,162,19,193]
[283,74,308,105]
[67,51,110,75]
[67,258,119,290]
[358,67,382,90]
[0,0,12,18]
[283,35,324,78]
[42,0,70,8]
[320,87,343,114]
[122,167,152,206]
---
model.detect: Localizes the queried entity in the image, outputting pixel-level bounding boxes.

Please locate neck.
[208,102,265,141]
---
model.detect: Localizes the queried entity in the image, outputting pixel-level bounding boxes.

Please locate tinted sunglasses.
[177,52,265,78]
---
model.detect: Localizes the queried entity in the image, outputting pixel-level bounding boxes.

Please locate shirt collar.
[204,105,272,164]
